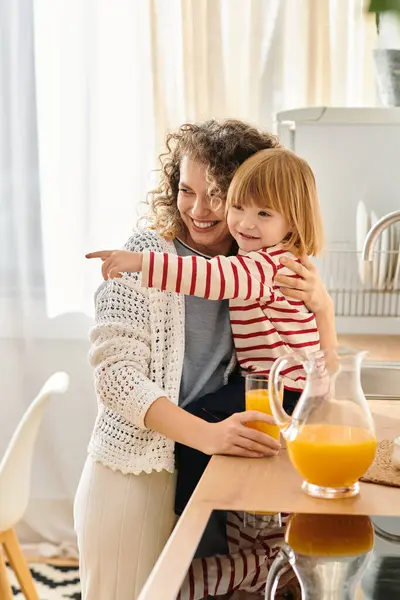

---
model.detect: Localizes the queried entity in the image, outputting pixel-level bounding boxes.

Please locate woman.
[74,119,336,600]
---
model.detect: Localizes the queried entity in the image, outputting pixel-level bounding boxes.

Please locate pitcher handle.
[268,352,305,432]
[264,548,291,599]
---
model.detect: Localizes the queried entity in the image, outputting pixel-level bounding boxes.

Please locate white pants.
[74,457,176,600]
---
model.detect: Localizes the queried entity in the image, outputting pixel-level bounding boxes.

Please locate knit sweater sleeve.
[88,231,169,430]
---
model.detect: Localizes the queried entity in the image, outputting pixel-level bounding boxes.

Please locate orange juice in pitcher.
[268,347,377,499]
[285,513,375,557]
[287,423,377,488]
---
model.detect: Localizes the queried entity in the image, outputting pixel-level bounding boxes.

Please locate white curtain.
[33,0,283,319]
[0,0,95,556]
[1,0,377,555]
[34,0,377,320]
[280,0,377,107]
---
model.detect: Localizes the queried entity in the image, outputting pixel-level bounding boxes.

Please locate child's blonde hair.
[226,147,324,256]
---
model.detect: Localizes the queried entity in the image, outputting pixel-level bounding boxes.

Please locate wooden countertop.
[191,402,400,517]
[338,334,400,362]
[139,400,400,600]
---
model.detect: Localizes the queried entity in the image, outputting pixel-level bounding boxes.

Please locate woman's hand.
[274,255,332,316]
[203,411,281,458]
[86,249,143,280]
[275,255,337,349]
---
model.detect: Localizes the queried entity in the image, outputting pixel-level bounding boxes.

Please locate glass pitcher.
[268,347,377,499]
[265,513,374,600]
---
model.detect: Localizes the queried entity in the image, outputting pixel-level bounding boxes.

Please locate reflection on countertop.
[176,511,400,600]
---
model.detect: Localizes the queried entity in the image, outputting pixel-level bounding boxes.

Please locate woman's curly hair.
[146,119,280,240]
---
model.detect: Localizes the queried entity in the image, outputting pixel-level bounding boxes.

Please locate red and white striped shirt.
[177,511,289,599]
[141,244,320,391]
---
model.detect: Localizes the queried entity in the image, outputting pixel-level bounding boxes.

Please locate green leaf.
[368,0,400,13]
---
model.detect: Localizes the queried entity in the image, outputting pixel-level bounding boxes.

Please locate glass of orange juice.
[243,374,283,528]
[242,511,282,530]
[245,374,283,440]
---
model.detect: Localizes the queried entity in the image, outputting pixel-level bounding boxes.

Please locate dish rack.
[314,245,400,318]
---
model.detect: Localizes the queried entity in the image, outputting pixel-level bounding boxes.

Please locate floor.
[7,561,81,600]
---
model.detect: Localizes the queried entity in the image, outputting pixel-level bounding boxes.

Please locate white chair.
[0,372,69,600]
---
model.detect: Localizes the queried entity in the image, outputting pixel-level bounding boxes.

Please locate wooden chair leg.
[0,545,13,600]
[2,529,39,600]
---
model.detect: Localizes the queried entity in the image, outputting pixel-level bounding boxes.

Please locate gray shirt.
[174,239,234,407]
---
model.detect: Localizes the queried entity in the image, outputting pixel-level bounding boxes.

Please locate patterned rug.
[7,562,81,599]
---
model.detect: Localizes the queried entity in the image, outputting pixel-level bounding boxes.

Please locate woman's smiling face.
[177,156,233,257]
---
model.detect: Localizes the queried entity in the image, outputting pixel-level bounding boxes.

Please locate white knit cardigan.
[87,229,236,475]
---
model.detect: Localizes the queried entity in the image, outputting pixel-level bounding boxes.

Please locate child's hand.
[86,250,143,280]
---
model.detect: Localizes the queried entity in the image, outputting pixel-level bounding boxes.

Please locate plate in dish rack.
[392,226,400,290]
[370,210,382,289]
[378,226,390,290]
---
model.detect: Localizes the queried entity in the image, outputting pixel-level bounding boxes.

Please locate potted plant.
[368,0,400,105]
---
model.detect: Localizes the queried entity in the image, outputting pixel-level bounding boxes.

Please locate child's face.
[227,202,291,253]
